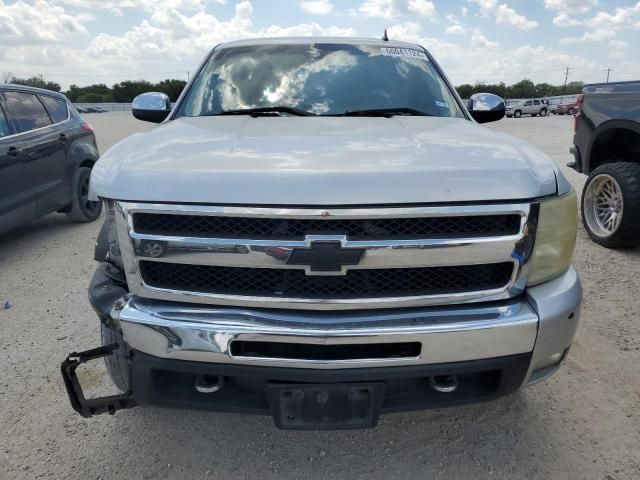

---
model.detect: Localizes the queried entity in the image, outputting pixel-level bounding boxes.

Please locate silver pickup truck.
[62,37,582,430]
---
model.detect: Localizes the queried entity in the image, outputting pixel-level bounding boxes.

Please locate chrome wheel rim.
[584,174,624,237]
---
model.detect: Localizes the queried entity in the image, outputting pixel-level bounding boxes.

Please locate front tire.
[101,323,130,392]
[540,109,547,117]
[514,110,522,118]
[581,162,640,248]
[66,166,103,222]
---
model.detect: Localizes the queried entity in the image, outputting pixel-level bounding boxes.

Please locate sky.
[0,0,639,89]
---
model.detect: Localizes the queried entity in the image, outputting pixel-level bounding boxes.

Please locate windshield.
[176,43,465,118]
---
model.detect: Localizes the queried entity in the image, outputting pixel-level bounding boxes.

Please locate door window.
[533,100,540,105]
[0,104,10,138]
[4,92,52,133]
[40,95,69,124]
[524,101,532,106]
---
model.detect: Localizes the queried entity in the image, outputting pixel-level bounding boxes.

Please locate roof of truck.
[217,36,425,50]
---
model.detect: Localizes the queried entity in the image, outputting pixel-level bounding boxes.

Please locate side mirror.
[467,93,505,124]
[132,92,171,123]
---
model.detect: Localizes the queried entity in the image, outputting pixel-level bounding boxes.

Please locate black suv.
[0,85,101,235]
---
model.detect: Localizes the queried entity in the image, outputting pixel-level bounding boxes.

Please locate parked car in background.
[76,106,89,113]
[0,84,102,235]
[505,98,548,118]
[556,102,579,115]
[570,80,640,248]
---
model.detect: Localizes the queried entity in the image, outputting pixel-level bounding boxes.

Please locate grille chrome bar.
[115,202,537,310]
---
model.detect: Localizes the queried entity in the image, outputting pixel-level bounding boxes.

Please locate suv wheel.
[514,110,522,118]
[539,108,547,117]
[66,166,103,222]
[582,162,640,248]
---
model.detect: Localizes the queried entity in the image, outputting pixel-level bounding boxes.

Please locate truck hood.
[90,116,558,205]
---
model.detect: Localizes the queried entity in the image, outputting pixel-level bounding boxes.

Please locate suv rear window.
[4,92,52,133]
[40,95,69,123]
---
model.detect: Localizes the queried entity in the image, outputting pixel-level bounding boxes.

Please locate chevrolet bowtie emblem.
[286,241,364,274]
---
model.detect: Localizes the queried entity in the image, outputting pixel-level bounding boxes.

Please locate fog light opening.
[429,374,459,393]
[195,374,225,394]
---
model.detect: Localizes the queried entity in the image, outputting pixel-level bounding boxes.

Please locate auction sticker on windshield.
[380,47,428,60]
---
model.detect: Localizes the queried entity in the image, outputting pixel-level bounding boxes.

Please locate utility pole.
[604,68,612,83]
[562,67,570,93]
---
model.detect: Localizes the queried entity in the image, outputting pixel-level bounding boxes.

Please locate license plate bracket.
[267,383,385,430]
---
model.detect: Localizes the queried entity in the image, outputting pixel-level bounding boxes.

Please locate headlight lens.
[527,190,578,286]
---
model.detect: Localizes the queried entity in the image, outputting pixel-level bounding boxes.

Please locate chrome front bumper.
[115,267,581,381]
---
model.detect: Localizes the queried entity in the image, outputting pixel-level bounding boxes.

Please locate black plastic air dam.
[129,351,532,425]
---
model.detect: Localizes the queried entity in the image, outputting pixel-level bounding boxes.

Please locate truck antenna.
[382,29,389,41]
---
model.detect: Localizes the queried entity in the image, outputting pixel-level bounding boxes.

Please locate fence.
[75,103,133,111]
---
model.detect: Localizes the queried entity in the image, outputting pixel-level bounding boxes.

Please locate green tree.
[10,76,61,92]
[111,80,154,102]
[455,84,474,99]
[66,84,113,102]
[154,79,187,102]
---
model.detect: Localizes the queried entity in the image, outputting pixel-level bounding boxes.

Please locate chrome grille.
[115,202,536,310]
[139,261,515,298]
[133,212,521,240]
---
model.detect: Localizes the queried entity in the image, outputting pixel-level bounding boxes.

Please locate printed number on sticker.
[381,47,428,60]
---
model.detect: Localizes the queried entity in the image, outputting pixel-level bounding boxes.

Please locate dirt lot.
[1,113,638,480]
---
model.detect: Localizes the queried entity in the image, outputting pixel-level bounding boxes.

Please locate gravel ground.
[1,112,638,480]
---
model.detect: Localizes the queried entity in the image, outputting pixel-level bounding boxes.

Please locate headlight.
[527,190,578,286]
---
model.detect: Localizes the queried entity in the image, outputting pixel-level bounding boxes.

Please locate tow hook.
[195,374,225,393]
[61,344,136,417]
[429,374,459,393]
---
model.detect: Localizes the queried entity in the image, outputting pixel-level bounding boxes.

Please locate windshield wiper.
[217,106,315,117]
[336,108,433,117]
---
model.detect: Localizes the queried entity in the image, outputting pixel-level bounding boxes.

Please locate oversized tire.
[581,162,640,248]
[514,110,522,118]
[101,322,131,392]
[66,166,103,222]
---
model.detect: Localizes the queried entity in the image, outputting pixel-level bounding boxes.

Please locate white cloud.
[57,0,226,13]
[461,6,468,17]
[470,0,538,30]
[0,0,91,45]
[470,30,498,48]
[446,24,465,35]
[387,21,423,38]
[544,0,598,14]
[2,0,634,90]
[551,13,582,27]
[358,0,436,20]
[444,14,466,35]
[559,28,615,44]
[495,4,537,30]
[300,0,333,15]
[558,2,640,43]
[608,40,627,58]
